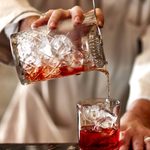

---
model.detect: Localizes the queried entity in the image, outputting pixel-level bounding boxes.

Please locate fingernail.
[49,22,56,29]
[31,23,37,29]
[98,21,103,27]
[74,16,81,23]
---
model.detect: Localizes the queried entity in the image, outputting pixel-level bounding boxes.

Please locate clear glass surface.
[10,12,107,84]
[77,98,120,150]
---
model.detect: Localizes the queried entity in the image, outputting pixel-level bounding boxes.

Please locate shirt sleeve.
[0,0,41,65]
[4,11,40,38]
[0,0,40,32]
[127,25,150,108]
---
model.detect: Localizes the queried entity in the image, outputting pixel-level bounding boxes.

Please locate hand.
[31,6,104,29]
[120,99,150,150]
[19,16,40,31]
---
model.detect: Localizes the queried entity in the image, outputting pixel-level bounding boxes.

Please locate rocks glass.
[77,98,120,150]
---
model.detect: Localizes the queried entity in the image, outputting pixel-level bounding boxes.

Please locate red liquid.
[79,126,120,150]
[24,64,94,83]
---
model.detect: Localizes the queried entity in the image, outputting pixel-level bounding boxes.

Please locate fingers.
[145,142,150,150]
[132,135,144,150]
[144,136,150,150]
[32,6,104,29]
[32,9,71,29]
[70,6,84,25]
[120,127,150,150]
[31,10,53,28]
[119,129,132,150]
[96,8,104,27]
[88,8,104,27]
[70,6,104,27]
[47,9,71,29]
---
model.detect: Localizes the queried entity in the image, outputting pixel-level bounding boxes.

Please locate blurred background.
[0,63,18,119]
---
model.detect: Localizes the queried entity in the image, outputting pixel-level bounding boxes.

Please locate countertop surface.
[0,143,79,150]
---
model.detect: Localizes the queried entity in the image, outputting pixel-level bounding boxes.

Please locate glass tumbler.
[10,12,107,84]
[77,98,120,150]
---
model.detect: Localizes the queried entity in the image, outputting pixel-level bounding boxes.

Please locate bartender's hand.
[31,6,104,29]
[19,16,40,31]
[120,99,150,150]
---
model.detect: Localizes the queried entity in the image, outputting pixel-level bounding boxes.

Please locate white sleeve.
[0,0,42,65]
[4,12,41,38]
[127,26,150,108]
[0,0,40,32]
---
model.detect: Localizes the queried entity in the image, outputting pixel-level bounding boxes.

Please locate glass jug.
[10,12,107,84]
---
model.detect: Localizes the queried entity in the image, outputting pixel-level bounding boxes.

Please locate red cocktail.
[79,125,120,150]
[77,98,120,150]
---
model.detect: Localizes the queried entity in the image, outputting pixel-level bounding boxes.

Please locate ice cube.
[50,34,73,58]
[82,105,101,122]
[82,105,117,129]
[95,110,117,129]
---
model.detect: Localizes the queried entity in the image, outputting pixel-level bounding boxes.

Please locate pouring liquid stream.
[96,65,110,100]
[92,0,110,100]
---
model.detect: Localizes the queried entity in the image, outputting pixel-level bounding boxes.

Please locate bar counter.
[0,143,79,150]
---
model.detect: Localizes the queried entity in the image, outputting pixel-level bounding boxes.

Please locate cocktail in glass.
[77,98,120,150]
